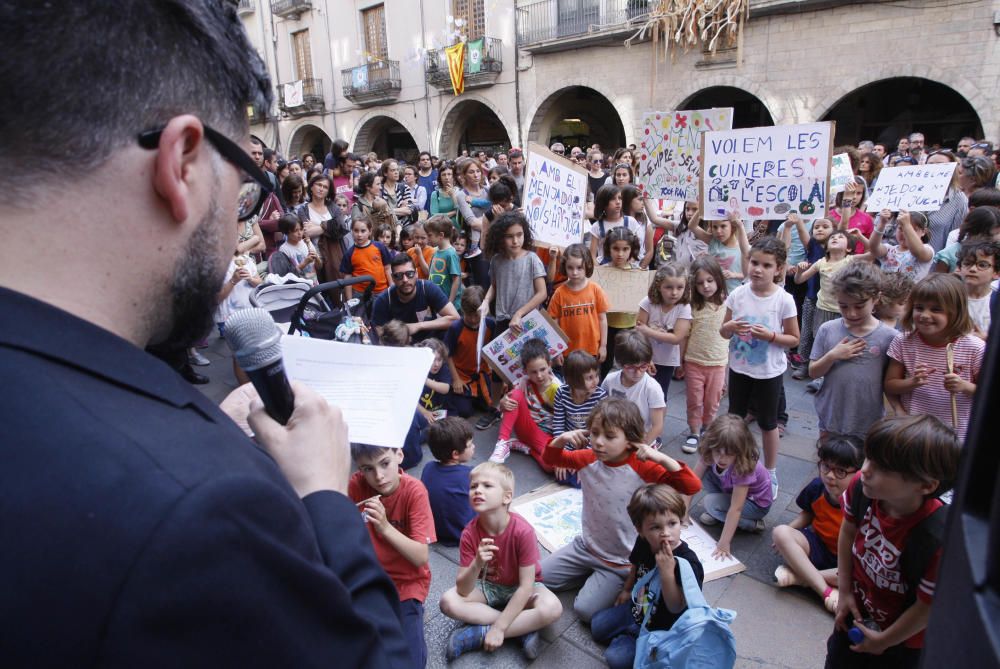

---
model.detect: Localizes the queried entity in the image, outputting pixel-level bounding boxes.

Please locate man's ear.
[151,115,206,224]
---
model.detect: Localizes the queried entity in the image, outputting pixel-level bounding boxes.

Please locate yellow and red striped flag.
[445,42,465,96]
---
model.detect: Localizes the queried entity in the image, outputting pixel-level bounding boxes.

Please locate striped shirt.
[381,182,415,226]
[887,332,983,441]
[926,188,968,252]
[551,385,608,437]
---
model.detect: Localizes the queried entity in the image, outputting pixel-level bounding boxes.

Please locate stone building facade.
[239,0,999,160]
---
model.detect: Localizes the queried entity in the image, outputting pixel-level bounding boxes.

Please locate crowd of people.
[208,127,999,668]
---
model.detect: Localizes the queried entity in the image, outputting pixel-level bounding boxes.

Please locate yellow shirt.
[816,256,851,313]
[685,303,728,367]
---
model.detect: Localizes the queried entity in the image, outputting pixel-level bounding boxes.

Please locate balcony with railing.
[425,37,503,92]
[237,0,254,16]
[516,0,650,51]
[270,0,310,20]
[278,78,325,116]
[341,58,402,106]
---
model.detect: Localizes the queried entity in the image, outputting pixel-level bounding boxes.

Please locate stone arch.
[666,73,787,127]
[350,111,420,162]
[286,123,332,161]
[525,84,631,150]
[436,94,513,158]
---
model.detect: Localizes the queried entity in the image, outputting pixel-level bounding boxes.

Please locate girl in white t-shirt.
[721,237,799,496]
[636,263,691,401]
[862,210,934,281]
[589,184,652,266]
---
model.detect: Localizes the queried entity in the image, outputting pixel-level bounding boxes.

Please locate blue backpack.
[632,557,737,669]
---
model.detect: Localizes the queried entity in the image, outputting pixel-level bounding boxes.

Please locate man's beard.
[147,197,226,356]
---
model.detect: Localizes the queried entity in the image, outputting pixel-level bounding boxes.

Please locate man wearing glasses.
[0,1,408,666]
[371,255,460,341]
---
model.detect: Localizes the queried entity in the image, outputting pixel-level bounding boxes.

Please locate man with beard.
[371,255,460,342]
[0,2,408,667]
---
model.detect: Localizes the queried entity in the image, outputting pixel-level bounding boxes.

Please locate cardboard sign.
[866,163,958,212]
[637,108,733,202]
[593,265,653,313]
[829,153,854,194]
[522,143,588,249]
[701,122,834,220]
[482,309,569,384]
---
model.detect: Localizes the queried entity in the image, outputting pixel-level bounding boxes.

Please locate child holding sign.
[481,211,548,335]
[689,211,750,295]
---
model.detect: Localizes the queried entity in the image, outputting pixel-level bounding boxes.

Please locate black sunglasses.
[138,123,272,221]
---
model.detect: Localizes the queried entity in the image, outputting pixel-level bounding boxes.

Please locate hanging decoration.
[624,0,749,105]
[445,41,466,96]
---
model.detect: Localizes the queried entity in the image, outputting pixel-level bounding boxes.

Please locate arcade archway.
[353,115,419,163]
[680,87,775,128]
[287,124,331,162]
[439,99,511,158]
[528,86,627,151]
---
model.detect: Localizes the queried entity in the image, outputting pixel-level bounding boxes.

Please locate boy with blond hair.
[439,462,562,661]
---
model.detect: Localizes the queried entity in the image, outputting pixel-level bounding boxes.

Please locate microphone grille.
[223,308,283,372]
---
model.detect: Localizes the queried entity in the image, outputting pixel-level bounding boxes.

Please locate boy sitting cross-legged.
[440,462,563,661]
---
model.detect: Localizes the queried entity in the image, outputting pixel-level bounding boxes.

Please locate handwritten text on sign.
[523,143,587,249]
[482,309,568,384]
[638,108,733,202]
[593,266,653,313]
[701,122,832,220]
[866,163,958,212]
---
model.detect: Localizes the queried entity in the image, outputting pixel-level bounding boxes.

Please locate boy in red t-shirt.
[348,444,436,668]
[439,462,562,661]
[827,415,961,669]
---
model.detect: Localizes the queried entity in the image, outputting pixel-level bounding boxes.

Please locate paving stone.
[536,637,605,667]
[425,550,459,623]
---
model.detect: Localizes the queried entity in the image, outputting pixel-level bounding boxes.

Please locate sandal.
[773,565,801,588]
[823,587,839,613]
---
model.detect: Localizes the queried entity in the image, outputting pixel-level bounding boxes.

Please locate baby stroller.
[250,275,377,345]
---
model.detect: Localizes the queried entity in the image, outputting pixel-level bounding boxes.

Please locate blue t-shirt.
[420,462,475,546]
[417,170,438,212]
[805,239,825,300]
[420,365,452,413]
[371,280,450,341]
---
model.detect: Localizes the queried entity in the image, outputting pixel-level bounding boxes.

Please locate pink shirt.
[830,209,874,254]
[459,512,541,586]
[887,332,983,441]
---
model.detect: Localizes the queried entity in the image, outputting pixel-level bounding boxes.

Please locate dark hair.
[355,171,378,197]
[614,330,652,365]
[620,184,642,218]
[277,213,302,235]
[378,159,400,182]
[858,151,882,185]
[389,253,414,270]
[834,175,869,208]
[436,164,454,190]
[831,260,882,301]
[427,417,473,462]
[281,173,305,206]
[563,350,599,390]
[0,1,271,199]
[602,226,639,263]
[593,184,621,221]
[460,284,485,313]
[350,442,395,462]
[957,238,1000,269]
[750,235,787,267]
[307,174,332,205]
[864,415,961,497]
[688,255,727,308]
[960,156,997,192]
[587,397,645,443]
[487,180,513,205]
[968,187,1000,209]
[373,222,396,248]
[418,150,432,162]
[508,149,523,160]
[900,273,973,337]
[612,163,635,185]
[262,148,277,163]
[560,242,594,277]
[817,434,864,470]
[484,210,533,257]
[627,484,687,529]
[301,152,315,163]
[519,338,550,367]
[957,206,1000,242]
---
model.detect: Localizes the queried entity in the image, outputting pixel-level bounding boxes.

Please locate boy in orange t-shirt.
[349,443,437,668]
[547,243,609,361]
[445,285,495,417]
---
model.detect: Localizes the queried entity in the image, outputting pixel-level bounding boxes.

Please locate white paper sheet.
[281,335,433,448]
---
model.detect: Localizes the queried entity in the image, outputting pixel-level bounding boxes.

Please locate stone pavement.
[196,332,832,669]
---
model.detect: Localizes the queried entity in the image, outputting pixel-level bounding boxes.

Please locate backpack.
[846,478,948,607]
[632,557,737,669]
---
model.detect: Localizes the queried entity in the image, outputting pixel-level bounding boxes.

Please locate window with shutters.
[292,30,313,80]
[452,0,486,39]
[361,4,388,60]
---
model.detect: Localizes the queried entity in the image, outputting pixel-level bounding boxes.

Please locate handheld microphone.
[223,308,295,425]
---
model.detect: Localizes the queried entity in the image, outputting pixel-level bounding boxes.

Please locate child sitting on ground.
[541,398,701,622]
[694,415,774,559]
[591,485,705,669]
[551,350,608,487]
[348,444,436,668]
[444,286,496,419]
[827,415,961,668]
[440,463,563,661]
[420,417,475,547]
[601,330,666,448]
[415,338,452,422]
[772,434,863,613]
[489,339,561,474]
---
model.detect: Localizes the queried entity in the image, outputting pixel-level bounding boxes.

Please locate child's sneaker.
[682,434,700,454]
[475,409,502,430]
[698,512,719,526]
[750,519,766,533]
[806,377,824,394]
[489,439,512,463]
[508,438,530,455]
[521,631,542,660]
[773,565,801,588]
[791,366,809,380]
[446,625,488,661]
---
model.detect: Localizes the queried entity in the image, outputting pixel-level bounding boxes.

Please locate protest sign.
[593,265,653,313]
[866,163,958,212]
[637,108,733,202]
[701,122,834,220]
[482,309,569,384]
[522,143,588,249]
[829,153,854,194]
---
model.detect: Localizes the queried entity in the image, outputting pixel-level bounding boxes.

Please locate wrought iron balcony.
[341,58,402,107]
[237,0,254,16]
[424,37,503,92]
[278,78,325,116]
[516,0,649,51]
[270,0,310,20]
